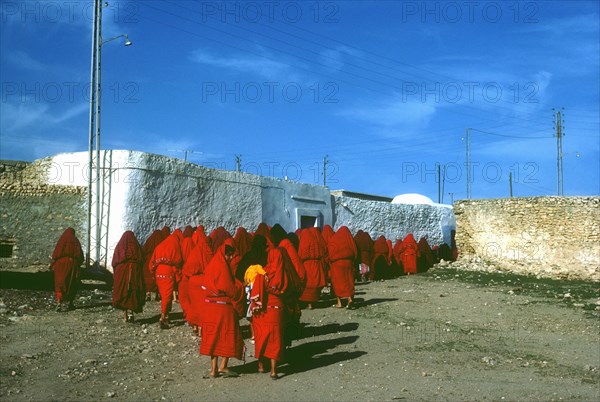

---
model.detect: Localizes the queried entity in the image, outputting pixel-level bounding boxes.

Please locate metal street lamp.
[86,0,132,269]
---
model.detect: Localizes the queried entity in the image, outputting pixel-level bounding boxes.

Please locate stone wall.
[332,195,455,246]
[454,197,600,280]
[0,161,86,271]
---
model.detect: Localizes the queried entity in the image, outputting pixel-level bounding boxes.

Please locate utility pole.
[554,108,565,196]
[168,149,202,162]
[509,172,513,198]
[448,192,454,204]
[323,155,329,186]
[437,164,441,203]
[235,154,242,172]
[466,128,471,199]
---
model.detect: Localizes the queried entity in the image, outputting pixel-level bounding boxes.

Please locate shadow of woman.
[352,297,398,308]
[299,322,359,339]
[281,335,366,376]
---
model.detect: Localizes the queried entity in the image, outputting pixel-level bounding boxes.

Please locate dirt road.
[1,263,598,401]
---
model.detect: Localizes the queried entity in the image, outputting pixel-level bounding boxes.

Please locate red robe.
[255,222,275,250]
[182,236,213,327]
[417,237,435,273]
[251,248,293,362]
[279,239,306,295]
[209,226,231,254]
[200,238,244,359]
[179,236,196,318]
[373,235,391,280]
[51,228,83,303]
[399,234,420,274]
[354,230,374,279]
[111,231,145,312]
[328,226,358,298]
[182,225,195,238]
[321,225,335,245]
[142,230,165,293]
[233,227,253,261]
[297,227,327,303]
[151,234,183,315]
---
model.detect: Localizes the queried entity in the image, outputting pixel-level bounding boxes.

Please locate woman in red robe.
[255,222,275,250]
[233,226,253,261]
[417,237,435,273]
[399,234,420,275]
[182,234,213,336]
[178,235,196,321]
[327,226,358,308]
[297,227,328,309]
[354,230,374,282]
[200,238,244,378]
[111,231,145,322]
[278,240,306,345]
[209,226,231,254]
[373,235,391,280]
[321,224,335,245]
[142,230,165,301]
[250,247,294,379]
[51,227,84,312]
[151,234,183,329]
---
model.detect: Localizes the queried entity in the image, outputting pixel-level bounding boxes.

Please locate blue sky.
[1,0,599,202]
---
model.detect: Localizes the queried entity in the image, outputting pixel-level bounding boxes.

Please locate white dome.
[391,193,434,205]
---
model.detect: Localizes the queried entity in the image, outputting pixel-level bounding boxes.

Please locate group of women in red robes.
[50,223,457,378]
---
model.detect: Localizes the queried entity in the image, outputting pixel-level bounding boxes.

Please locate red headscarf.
[321,225,335,245]
[264,247,291,296]
[203,238,238,299]
[233,226,253,259]
[279,239,306,286]
[151,234,183,271]
[255,222,274,250]
[143,230,165,256]
[182,235,214,277]
[182,225,194,238]
[354,230,374,266]
[192,225,207,245]
[328,226,358,263]
[180,237,196,263]
[160,225,171,238]
[373,235,391,264]
[111,231,143,268]
[209,226,232,253]
[52,227,84,263]
[298,227,328,261]
[172,228,184,242]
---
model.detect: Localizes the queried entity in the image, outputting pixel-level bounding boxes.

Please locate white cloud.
[5,51,45,71]
[319,46,363,71]
[340,97,437,128]
[189,48,291,79]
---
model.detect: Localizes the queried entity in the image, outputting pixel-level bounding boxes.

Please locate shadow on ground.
[0,269,112,291]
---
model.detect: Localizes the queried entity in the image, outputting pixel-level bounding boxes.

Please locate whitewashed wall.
[332,195,455,246]
[45,150,453,269]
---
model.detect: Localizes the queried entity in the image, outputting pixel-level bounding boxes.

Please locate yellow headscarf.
[244,264,266,285]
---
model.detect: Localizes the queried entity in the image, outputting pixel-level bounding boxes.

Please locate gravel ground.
[1,261,599,401]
